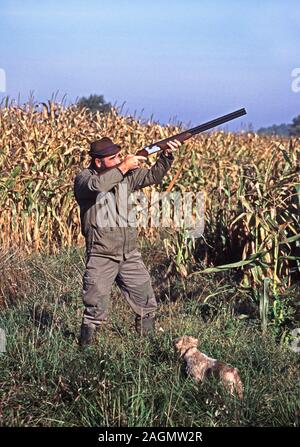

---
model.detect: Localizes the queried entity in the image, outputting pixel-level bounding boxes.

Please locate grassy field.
[0,242,299,427]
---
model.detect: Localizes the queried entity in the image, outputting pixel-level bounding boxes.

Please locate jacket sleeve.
[74,167,124,201]
[127,152,174,191]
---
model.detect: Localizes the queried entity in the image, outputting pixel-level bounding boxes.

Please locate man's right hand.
[117,155,147,175]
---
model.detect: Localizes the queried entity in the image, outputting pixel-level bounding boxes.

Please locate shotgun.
[136,108,247,157]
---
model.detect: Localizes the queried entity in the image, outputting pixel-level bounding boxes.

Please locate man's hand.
[117,154,147,175]
[163,139,182,156]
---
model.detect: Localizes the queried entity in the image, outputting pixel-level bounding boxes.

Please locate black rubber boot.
[79,324,97,348]
[135,315,155,336]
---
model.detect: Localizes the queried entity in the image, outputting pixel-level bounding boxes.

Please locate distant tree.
[77,94,112,114]
[257,123,291,136]
[289,115,300,136]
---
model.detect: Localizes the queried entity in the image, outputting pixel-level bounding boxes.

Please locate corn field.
[0,98,300,295]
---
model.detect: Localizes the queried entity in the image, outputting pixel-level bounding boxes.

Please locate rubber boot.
[79,324,98,348]
[135,315,155,336]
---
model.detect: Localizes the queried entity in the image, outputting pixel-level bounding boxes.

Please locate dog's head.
[173,335,199,356]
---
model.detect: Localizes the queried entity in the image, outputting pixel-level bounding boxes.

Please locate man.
[74,136,181,347]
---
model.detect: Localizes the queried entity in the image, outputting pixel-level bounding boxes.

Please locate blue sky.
[0,0,299,130]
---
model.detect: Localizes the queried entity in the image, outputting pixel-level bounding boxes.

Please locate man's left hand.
[163,139,182,156]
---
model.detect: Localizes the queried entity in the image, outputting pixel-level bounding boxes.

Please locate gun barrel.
[147,108,247,150]
[188,108,247,135]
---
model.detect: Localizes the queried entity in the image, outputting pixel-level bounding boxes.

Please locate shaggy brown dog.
[173,335,243,399]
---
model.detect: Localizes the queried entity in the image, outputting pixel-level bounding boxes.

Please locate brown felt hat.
[89,137,121,158]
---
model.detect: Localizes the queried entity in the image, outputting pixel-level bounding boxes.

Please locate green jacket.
[74,152,174,260]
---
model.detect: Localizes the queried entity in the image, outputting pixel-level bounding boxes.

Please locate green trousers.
[81,249,157,328]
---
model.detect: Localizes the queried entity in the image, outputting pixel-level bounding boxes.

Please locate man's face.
[95,152,121,170]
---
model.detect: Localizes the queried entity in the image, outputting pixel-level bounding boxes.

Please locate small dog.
[173,335,243,399]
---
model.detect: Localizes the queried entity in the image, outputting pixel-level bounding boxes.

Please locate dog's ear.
[173,337,183,350]
[188,336,199,347]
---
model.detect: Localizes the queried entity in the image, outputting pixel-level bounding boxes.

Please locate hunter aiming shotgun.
[75,108,247,346]
[136,108,247,157]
